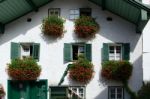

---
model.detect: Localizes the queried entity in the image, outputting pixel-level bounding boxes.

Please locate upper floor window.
[80,8,92,17]
[69,9,80,20]
[102,43,130,62]
[64,43,92,62]
[108,86,124,99]
[11,42,40,60]
[109,44,122,61]
[48,8,60,16]
[69,8,92,20]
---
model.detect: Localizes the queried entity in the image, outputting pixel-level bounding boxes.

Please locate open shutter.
[11,42,20,59]
[122,43,130,61]
[85,44,92,61]
[32,43,40,60]
[64,43,71,62]
[102,43,109,62]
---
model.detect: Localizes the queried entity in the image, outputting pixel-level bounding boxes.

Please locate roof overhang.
[0,0,150,34]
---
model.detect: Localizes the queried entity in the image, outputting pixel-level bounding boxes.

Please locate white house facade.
[0,0,150,99]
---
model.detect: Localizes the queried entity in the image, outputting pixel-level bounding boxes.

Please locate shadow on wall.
[94,87,108,99]
[0,15,42,45]
[129,55,143,92]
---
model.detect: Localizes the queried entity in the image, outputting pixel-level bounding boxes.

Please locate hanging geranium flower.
[69,55,94,84]
[7,57,41,80]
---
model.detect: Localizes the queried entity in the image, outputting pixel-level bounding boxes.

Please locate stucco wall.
[0,0,143,99]
[143,20,150,82]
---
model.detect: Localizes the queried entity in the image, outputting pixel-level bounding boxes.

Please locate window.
[108,86,124,99]
[109,44,122,61]
[68,86,85,99]
[80,8,92,17]
[69,8,92,20]
[72,44,85,60]
[11,42,40,60]
[64,43,92,62]
[102,43,130,62]
[69,9,79,20]
[49,86,86,99]
[48,8,60,16]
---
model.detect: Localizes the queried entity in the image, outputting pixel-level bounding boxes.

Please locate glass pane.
[79,88,83,93]
[74,10,79,14]
[70,10,75,14]
[117,94,122,98]
[117,88,122,93]
[74,15,79,19]
[116,46,121,50]
[109,46,114,50]
[78,46,84,53]
[110,94,115,98]
[70,15,75,20]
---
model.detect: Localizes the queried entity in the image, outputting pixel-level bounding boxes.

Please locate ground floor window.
[49,86,86,99]
[108,86,124,99]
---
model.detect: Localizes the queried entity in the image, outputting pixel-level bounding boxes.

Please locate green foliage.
[41,15,65,37]
[7,57,41,80]
[138,82,150,99]
[69,55,94,84]
[74,16,99,38]
[75,16,99,27]
[101,60,133,81]
[123,81,138,99]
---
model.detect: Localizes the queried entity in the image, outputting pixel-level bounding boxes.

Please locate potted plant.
[74,16,99,39]
[7,57,41,80]
[69,55,94,84]
[41,15,65,38]
[0,84,5,99]
[101,60,133,81]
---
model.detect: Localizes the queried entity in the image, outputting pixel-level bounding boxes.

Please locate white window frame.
[48,8,60,16]
[109,44,122,61]
[69,9,79,20]
[68,86,86,99]
[71,44,85,60]
[109,86,124,99]
[20,43,33,59]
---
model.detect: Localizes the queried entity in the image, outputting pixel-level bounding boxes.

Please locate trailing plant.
[138,82,150,99]
[7,57,41,80]
[41,15,65,38]
[0,84,5,98]
[101,60,138,99]
[101,61,133,81]
[75,16,99,39]
[69,55,94,84]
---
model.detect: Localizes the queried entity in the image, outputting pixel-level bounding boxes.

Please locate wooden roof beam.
[101,0,106,10]
[25,0,38,12]
[0,22,5,34]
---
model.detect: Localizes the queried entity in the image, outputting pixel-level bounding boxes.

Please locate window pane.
[109,46,114,50]
[70,10,75,14]
[79,46,84,53]
[74,10,79,14]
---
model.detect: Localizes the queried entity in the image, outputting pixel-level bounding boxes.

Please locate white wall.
[0,0,143,99]
[143,20,150,82]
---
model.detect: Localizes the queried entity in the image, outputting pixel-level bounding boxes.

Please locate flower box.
[41,15,65,38]
[7,57,41,80]
[75,16,99,39]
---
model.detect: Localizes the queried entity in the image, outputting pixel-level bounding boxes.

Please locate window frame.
[108,44,122,61]
[69,9,80,20]
[48,8,61,16]
[11,42,40,61]
[108,86,124,99]
[49,86,86,99]
[71,43,85,61]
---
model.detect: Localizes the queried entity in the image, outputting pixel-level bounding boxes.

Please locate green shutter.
[11,42,20,59]
[85,44,92,61]
[102,43,109,62]
[64,43,71,62]
[122,43,130,60]
[32,43,40,60]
